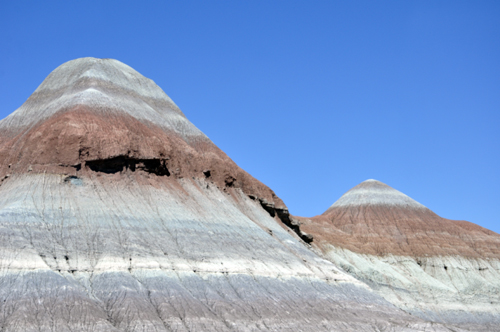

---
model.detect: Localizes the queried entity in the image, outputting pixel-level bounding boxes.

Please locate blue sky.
[1,1,499,233]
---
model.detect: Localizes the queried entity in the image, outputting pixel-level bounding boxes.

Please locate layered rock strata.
[0,59,447,331]
[300,179,500,331]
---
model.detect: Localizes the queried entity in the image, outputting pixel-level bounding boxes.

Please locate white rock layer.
[328,179,426,210]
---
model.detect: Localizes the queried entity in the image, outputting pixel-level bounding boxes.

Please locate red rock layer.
[0,106,287,207]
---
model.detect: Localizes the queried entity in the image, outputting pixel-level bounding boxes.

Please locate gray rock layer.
[324,246,500,331]
[0,173,443,331]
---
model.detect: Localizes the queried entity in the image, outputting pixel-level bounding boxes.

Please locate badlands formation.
[0,57,497,331]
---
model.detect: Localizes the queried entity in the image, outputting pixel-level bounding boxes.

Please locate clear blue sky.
[1,1,499,233]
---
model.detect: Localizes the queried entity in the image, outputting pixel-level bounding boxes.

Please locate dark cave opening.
[85,157,170,176]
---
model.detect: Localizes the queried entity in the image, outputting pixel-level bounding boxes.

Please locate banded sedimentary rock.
[0,59,446,331]
[300,179,500,331]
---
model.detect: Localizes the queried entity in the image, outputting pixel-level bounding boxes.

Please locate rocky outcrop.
[0,59,448,331]
[300,179,500,330]
[250,195,313,243]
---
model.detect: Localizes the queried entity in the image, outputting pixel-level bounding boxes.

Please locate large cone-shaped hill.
[0,58,452,331]
[300,179,500,328]
[0,57,283,208]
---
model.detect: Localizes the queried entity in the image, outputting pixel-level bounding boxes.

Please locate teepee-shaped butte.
[299,179,500,327]
[302,179,500,257]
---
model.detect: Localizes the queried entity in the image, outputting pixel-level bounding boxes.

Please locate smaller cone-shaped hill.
[302,179,500,258]
[299,179,500,327]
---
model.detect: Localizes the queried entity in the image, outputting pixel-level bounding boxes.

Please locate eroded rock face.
[0,59,446,331]
[301,179,500,330]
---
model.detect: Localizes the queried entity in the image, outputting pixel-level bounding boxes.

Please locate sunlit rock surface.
[0,59,452,331]
[301,179,500,331]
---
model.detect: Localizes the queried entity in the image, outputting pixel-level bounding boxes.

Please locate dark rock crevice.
[85,156,170,176]
[255,197,313,244]
[63,175,83,186]
[224,175,236,187]
[259,199,276,218]
[0,174,9,186]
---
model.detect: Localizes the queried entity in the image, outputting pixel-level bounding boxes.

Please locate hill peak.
[326,179,426,211]
[0,57,203,141]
